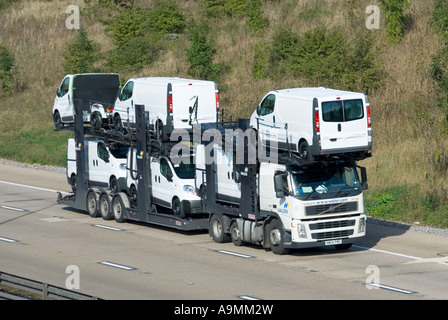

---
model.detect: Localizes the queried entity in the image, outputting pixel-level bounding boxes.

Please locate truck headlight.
[297,223,307,239]
[183,185,196,195]
[358,217,366,233]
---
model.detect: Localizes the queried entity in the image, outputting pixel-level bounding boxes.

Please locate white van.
[67,138,128,192]
[113,77,219,140]
[249,87,372,160]
[52,73,120,129]
[126,151,202,218]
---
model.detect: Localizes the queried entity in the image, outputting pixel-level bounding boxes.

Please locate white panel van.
[113,77,219,140]
[67,138,128,192]
[126,151,202,218]
[249,87,372,160]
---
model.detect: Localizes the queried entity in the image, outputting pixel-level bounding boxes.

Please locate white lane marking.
[217,250,254,259]
[0,205,27,212]
[239,295,262,300]
[92,224,124,231]
[365,283,415,294]
[0,180,69,195]
[354,245,448,266]
[39,217,68,222]
[99,261,136,271]
[0,236,18,243]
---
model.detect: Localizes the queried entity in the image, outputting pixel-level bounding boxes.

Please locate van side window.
[121,81,134,101]
[59,77,70,97]
[160,158,173,179]
[97,142,109,162]
[259,94,276,116]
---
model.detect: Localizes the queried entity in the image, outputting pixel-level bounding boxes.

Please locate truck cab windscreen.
[288,165,361,200]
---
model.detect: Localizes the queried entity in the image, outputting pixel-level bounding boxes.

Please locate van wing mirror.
[167,172,173,182]
[56,88,61,97]
[256,104,261,116]
[118,91,123,101]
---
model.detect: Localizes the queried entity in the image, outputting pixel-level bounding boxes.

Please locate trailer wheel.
[210,214,230,243]
[86,190,99,218]
[230,220,244,246]
[268,219,289,255]
[112,196,126,223]
[99,193,112,220]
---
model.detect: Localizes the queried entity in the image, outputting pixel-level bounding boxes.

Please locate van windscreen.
[322,99,363,122]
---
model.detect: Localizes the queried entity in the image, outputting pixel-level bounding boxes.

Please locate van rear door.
[319,96,369,153]
[171,81,217,129]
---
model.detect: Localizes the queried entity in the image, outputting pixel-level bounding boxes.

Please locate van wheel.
[90,112,101,130]
[86,190,99,218]
[268,219,289,255]
[110,176,119,193]
[156,120,168,142]
[172,198,185,219]
[70,174,77,193]
[53,111,63,130]
[129,184,138,208]
[99,193,112,220]
[210,214,231,243]
[112,196,126,223]
[299,141,313,161]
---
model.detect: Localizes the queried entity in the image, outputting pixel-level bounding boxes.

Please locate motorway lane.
[1,163,448,300]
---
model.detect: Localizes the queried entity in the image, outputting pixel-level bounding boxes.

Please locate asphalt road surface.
[1,162,448,301]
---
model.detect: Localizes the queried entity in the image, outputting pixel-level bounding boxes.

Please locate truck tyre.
[99,193,112,220]
[210,214,231,243]
[86,190,99,218]
[112,195,126,223]
[230,221,244,246]
[268,219,289,255]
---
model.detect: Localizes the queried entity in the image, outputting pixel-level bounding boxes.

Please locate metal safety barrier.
[0,271,101,300]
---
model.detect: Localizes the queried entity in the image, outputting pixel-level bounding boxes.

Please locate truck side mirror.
[360,167,368,190]
[274,172,288,198]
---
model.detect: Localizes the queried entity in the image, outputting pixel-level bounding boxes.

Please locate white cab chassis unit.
[250,87,372,161]
[195,120,368,254]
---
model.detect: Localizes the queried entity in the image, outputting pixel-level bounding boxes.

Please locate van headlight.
[183,185,196,195]
[297,223,307,239]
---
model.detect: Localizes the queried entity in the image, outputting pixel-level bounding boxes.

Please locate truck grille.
[311,229,354,240]
[306,201,358,216]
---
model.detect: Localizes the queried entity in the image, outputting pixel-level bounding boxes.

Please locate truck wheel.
[86,190,99,218]
[99,193,112,220]
[230,221,244,246]
[172,198,185,219]
[112,196,126,223]
[210,214,231,243]
[268,219,289,255]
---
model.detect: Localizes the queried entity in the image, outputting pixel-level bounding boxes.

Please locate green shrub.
[269,27,380,92]
[63,29,97,74]
[0,45,15,97]
[186,21,223,82]
[379,0,410,43]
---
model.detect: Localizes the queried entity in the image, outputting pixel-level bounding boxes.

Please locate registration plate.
[325,239,342,246]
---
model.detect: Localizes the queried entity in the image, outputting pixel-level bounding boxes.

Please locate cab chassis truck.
[57,100,368,254]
